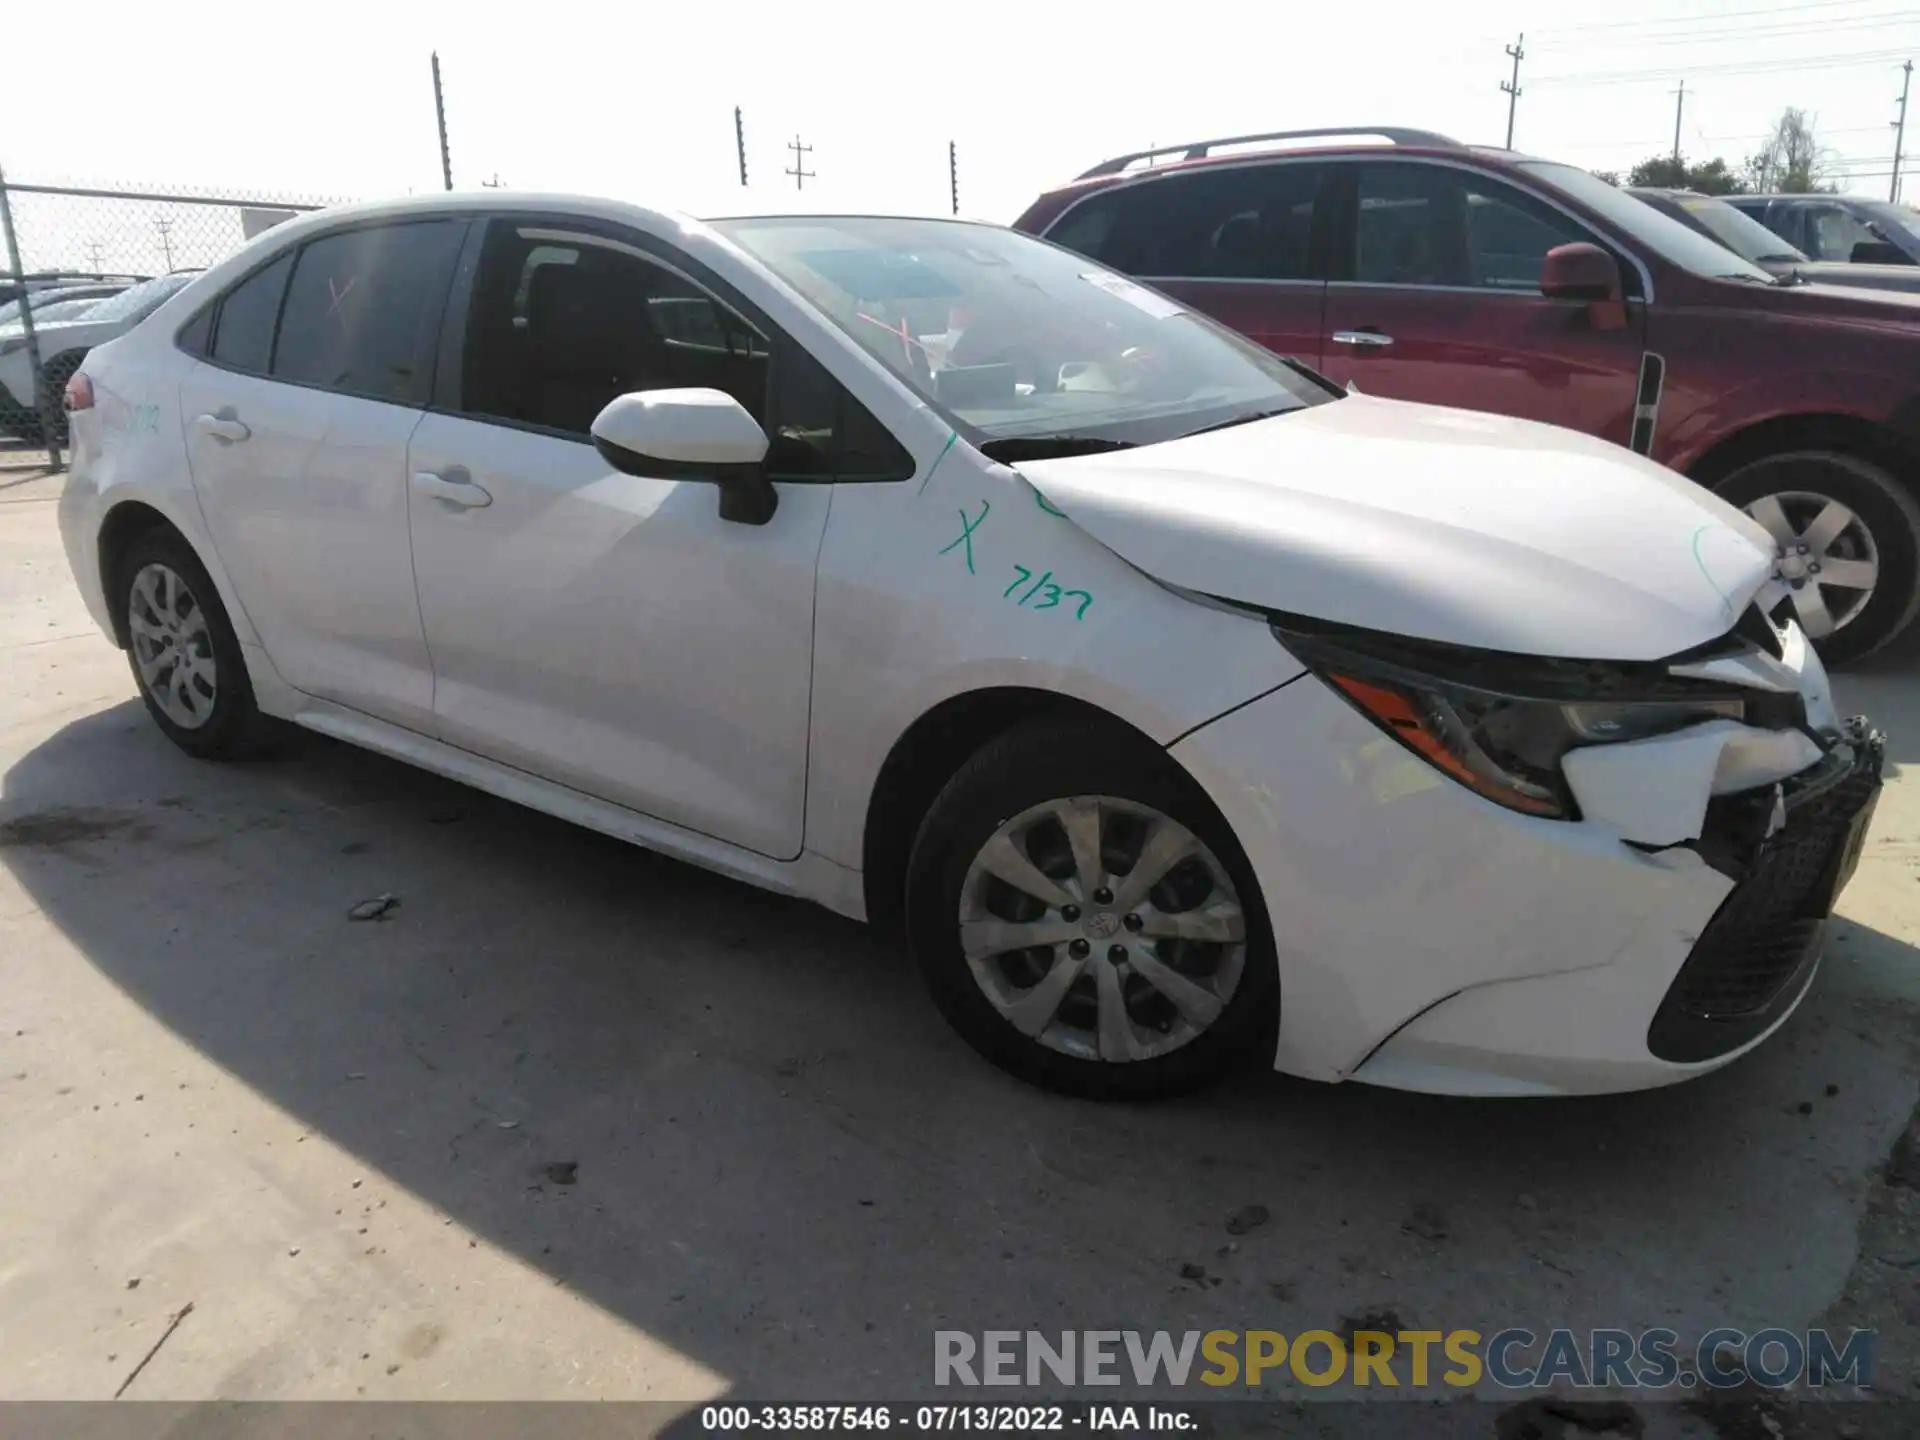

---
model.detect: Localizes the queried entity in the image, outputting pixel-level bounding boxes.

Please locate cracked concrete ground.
[2,445,1918,1435]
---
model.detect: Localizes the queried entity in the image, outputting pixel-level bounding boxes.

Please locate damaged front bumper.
[1172,612,1883,1096]
[1647,717,1883,1063]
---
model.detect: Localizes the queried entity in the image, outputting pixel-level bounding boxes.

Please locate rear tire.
[1710,450,1920,666]
[117,528,272,760]
[904,717,1277,1101]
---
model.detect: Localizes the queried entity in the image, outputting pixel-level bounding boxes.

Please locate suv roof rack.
[1078,126,1463,180]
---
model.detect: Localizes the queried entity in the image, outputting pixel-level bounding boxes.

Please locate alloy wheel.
[128,562,218,730]
[956,795,1247,1063]
[1744,490,1880,639]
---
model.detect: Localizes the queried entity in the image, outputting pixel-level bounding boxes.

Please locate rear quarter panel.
[59,325,260,652]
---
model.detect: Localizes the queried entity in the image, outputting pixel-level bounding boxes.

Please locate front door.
[178,218,466,730]
[1316,161,1645,447]
[406,217,835,860]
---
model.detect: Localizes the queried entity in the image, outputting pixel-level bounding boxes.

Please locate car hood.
[1012,396,1777,661]
[1784,261,1920,293]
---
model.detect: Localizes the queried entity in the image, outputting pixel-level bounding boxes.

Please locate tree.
[1592,170,1622,186]
[1745,107,1836,193]
[1625,155,1747,193]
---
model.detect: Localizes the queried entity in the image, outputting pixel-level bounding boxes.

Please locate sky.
[1,0,1916,272]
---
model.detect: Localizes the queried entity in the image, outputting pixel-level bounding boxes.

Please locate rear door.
[1316,160,1645,447]
[1043,161,1331,369]
[178,218,466,731]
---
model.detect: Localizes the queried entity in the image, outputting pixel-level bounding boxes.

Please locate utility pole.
[481,173,502,188]
[153,217,175,271]
[949,141,959,215]
[1500,34,1524,148]
[1671,79,1686,164]
[785,134,815,191]
[735,107,749,187]
[85,241,105,272]
[1893,60,1913,202]
[431,51,454,192]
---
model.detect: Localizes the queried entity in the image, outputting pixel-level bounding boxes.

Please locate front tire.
[1711,450,1920,666]
[118,529,270,760]
[905,718,1276,1100]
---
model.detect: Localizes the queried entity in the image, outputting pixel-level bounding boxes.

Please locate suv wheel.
[905,718,1276,1100]
[1712,451,1920,665]
[119,529,271,759]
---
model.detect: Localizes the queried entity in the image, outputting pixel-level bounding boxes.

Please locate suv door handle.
[193,412,251,443]
[412,466,492,509]
[1330,329,1394,348]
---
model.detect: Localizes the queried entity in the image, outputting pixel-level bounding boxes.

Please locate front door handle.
[193,411,251,444]
[1330,329,1394,348]
[412,466,492,509]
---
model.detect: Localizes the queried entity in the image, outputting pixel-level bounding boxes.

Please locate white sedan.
[55,193,1881,1099]
[1,272,197,443]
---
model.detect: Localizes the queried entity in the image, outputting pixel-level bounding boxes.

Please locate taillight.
[64,371,94,413]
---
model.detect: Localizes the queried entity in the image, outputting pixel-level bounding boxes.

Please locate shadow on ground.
[4,699,1919,1407]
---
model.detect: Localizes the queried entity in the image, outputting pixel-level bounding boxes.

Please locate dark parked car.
[1629,187,1920,295]
[1724,193,1920,267]
[1014,126,1920,662]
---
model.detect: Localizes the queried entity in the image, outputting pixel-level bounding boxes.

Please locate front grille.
[1648,720,1884,1064]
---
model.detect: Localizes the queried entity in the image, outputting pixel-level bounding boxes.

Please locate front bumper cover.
[1646,716,1884,1063]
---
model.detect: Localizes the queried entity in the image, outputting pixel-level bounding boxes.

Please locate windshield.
[80,272,193,325]
[0,296,104,332]
[1523,163,1776,283]
[709,216,1330,446]
[1642,192,1807,265]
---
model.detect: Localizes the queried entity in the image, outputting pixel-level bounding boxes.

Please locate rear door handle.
[193,412,251,443]
[1330,329,1394,348]
[412,466,492,509]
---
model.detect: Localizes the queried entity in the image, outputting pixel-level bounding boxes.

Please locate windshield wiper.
[978,436,1138,462]
[1178,408,1294,439]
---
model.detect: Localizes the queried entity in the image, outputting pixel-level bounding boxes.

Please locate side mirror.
[590,387,778,525]
[1540,242,1627,331]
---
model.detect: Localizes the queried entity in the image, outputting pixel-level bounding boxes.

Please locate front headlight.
[1277,622,1749,820]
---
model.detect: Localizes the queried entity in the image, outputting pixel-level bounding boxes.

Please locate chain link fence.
[0,174,344,467]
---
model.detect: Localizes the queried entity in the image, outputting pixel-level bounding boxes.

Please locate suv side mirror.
[590,388,778,526]
[1540,243,1627,331]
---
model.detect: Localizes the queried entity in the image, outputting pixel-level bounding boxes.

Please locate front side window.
[1350,163,1587,291]
[272,221,465,404]
[452,221,909,479]
[713,215,1330,448]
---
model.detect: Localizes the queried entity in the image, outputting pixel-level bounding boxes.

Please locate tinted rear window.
[272,221,465,404]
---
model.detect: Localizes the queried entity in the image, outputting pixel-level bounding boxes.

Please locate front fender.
[1660,367,1912,475]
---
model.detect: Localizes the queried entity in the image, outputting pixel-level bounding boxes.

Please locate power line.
[1561,12,1920,49]
[1535,0,1910,37]
[1534,47,1914,85]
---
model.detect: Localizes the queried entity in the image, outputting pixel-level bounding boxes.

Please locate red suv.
[1014,127,1920,663]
